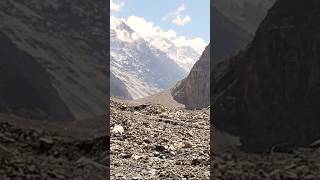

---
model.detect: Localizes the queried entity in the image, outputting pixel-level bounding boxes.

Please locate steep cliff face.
[213,0,320,151]
[0,0,108,120]
[172,45,210,109]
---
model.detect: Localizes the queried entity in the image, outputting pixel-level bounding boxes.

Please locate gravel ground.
[110,100,210,179]
[111,100,320,180]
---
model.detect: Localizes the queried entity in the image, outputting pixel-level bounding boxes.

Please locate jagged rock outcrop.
[213,0,320,152]
[172,45,210,109]
[0,0,108,120]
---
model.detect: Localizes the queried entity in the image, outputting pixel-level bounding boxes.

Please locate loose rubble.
[212,146,320,180]
[0,122,108,179]
[110,100,210,179]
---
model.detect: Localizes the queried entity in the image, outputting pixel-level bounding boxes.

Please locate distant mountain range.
[110,17,201,99]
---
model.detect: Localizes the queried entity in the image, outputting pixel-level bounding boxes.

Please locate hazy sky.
[111,0,210,52]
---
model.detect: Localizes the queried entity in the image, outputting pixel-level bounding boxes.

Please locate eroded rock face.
[172,45,210,109]
[213,0,320,152]
[0,0,108,120]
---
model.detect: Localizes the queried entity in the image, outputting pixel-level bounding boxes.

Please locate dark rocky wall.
[213,0,320,152]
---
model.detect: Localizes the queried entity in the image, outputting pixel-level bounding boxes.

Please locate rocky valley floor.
[0,100,320,179]
[111,99,320,180]
[110,100,210,179]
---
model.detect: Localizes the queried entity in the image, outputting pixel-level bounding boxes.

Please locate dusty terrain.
[133,90,185,109]
[110,100,210,179]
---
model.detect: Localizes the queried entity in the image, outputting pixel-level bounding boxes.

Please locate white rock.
[112,125,124,134]
[132,155,141,160]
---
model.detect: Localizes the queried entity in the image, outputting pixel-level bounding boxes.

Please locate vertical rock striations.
[213,0,320,151]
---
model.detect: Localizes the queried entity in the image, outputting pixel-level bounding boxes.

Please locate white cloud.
[172,15,192,26]
[125,16,206,54]
[126,16,162,38]
[172,37,207,54]
[111,0,124,12]
[164,4,192,26]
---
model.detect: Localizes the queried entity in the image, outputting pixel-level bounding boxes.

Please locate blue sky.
[111,0,210,43]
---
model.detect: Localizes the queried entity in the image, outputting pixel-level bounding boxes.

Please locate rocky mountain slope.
[171,0,266,109]
[0,0,108,120]
[0,0,110,178]
[172,45,210,109]
[110,72,132,100]
[110,17,186,99]
[110,100,209,179]
[213,0,320,151]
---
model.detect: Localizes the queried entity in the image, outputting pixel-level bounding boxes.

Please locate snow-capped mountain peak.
[143,35,201,72]
[110,16,187,99]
